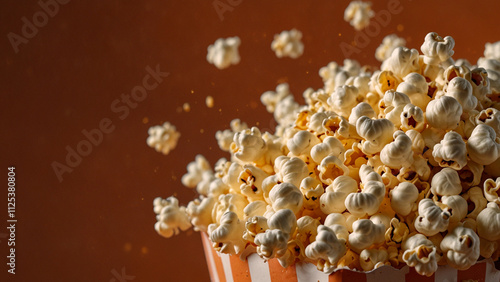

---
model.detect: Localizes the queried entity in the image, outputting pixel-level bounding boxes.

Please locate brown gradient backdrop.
[1,0,499,281]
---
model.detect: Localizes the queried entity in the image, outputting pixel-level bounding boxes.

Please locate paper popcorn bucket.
[201,232,500,282]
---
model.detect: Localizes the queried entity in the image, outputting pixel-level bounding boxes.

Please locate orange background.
[1,0,499,281]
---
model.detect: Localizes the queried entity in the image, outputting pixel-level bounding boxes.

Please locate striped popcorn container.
[201,232,500,282]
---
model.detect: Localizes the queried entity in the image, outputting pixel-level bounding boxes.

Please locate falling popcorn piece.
[344,1,374,31]
[207,36,241,69]
[146,122,180,155]
[206,96,214,108]
[183,102,191,112]
[271,29,304,59]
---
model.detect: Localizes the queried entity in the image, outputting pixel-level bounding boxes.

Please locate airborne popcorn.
[146,122,180,155]
[206,36,241,69]
[344,1,374,31]
[271,29,304,59]
[153,32,500,277]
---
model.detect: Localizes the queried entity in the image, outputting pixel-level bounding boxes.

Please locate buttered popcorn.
[153,32,500,276]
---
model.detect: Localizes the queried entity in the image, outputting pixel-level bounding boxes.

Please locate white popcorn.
[414,198,450,236]
[484,177,500,204]
[269,182,303,214]
[243,216,269,243]
[345,165,385,217]
[390,182,419,216]
[484,41,500,61]
[432,131,467,170]
[261,83,291,113]
[327,85,359,118]
[381,47,420,79]
[186,196,215,232]
[375,34,406,62]
[402,234,440,277]
[348,102,376,125]
[215,119,249,152]
[372,70,401,96]
[466,124,500,165]
[476,202,500,241]
[181,155,212,188]
[243,200,268,219]
[406,129,425,154]
[425,96,463,130]
[231,127,267,164]
[380,130,414,169]
[420,32,455,66]
[445,77,477,112]
[400,104,425,132]
[310,136,345,164]
[356,116,395,155]
[344,1,374,31]
[430,168,461,196]
[440,225,480,270]
[208,211,246,254]
[287,130,320,157]
[274,95,300,127]
[463,186,487,220]
[239,165,269,202]
[320,175,358,215]
[213,193,248,223]
[348,219,386,253]
[271,29,304,59]
[318,155,349,185]
[379,90,411,127]
[153,196,191,238]
[305,225,347,274]
[396,72,430,110]
[255,209,297,260]
[359,248,390,271]
[299,177,324,210]
[324,213,350,242]
[206,36,241,69]
[385,217,410,246]
[274,156,310,188]
[440,195,467,224]
[475,108,500,137]
[146,122,180,155]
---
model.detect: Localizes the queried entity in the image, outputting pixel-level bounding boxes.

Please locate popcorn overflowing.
[153,32,500,277]
[271,29,304,59]
[146,122,180,155]
[344,1,374,31]
[206,36,241,69]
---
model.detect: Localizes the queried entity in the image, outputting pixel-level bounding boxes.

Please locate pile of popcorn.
[153,32,500,277]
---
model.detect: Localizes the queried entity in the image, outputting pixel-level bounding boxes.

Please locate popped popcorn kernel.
[146,122,180,155]
[344,1,374,31]
[207,36,241,69]
[271,29,304,59]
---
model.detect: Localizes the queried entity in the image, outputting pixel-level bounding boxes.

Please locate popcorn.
[344,1,374,31]
[440,225,480,270]
[305,225,347,274]
[375,34,406,62]
[320,175,357,214]
[390,182,419,216]
[420,32,455,66]
[425,96,463,130]
[271,29,304,59]
[432,131,467,170]
[206,36,241,69]
[153,31,500,277]
[146,122,180,155]
[466,124,500,165]
[414,198,450,236]
[380,130,414,169]
[356,116,395,155]
[208,211,246,254]
[396,72,430,110]
[348,219,386,253]
[154,196,192,238]
[484,177,500,204]
[476,202,500,242]
[402,234,440,277]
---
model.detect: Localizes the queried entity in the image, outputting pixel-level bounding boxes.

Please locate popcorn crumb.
[344,1,374,31]
[206,95,214,108]
[207,36,241,69]
[146,122,180,155]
